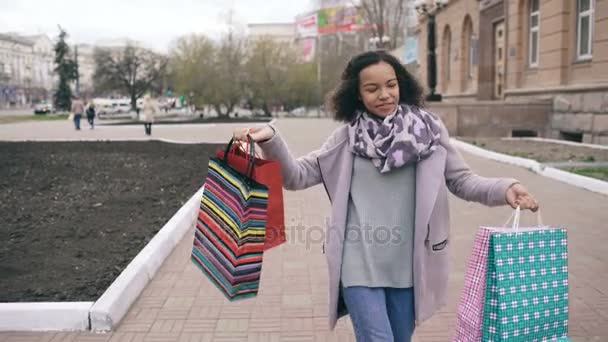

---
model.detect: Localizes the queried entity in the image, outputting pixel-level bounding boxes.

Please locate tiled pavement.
[1,118,607,341]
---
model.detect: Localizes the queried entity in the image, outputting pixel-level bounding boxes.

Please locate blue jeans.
[73,114,82,130]
[342,286,415,342]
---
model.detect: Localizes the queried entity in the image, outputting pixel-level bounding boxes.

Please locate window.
[461,15,474,91]
[446,38,451,81]
[529,0,540,67]
[577,0,594,60]
[443,26,452,83]
[469,34,475,78]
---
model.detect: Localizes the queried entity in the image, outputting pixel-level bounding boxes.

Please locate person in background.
[71,95,85,130]
[233,50,539,342]
[142,94,158,136]
[86,101,96,129]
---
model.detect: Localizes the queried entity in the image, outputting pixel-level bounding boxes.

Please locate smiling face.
[358,61,400,118]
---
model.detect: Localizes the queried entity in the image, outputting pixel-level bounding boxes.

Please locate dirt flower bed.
[458,137,608,181]
[0,141,223,302]
[458,137,608,163]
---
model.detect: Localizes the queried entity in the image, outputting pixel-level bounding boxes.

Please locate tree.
[169,32,247,117]
[285,62,318,110]
[169,34,216,110]
[209,32,247,117]
[355,0,410,50]
[53,27,78,112]
[93,45,168,114]
[245,38,294,116]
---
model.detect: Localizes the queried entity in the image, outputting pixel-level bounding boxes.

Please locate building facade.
[0,33,36,107]
[0,32,101,108]
[418,0,608,144]
[247,23,296,45]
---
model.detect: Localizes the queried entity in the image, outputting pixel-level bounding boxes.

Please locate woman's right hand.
[233,125,275,143]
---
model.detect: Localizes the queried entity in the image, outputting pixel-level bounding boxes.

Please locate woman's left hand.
[506,183,539,212]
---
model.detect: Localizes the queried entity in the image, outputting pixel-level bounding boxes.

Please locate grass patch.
[567,167,608,181]
[0,114,69,124]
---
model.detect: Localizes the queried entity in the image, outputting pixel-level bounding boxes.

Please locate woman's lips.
[377,103,394,109]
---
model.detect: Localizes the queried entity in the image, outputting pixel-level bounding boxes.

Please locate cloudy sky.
[0,0,317,52]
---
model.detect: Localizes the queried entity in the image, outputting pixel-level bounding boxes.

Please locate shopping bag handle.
[232,139,263,159]
[223,135,256,179]
[503,206,544,231]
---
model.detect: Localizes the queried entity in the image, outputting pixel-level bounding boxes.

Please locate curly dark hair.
[327,50,425,122]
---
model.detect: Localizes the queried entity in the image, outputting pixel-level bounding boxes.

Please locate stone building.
[247,23,296,45]
[417,0,608,144]
[0,33,36,107]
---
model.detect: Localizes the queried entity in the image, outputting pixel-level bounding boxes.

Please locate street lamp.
[416,0,448,102]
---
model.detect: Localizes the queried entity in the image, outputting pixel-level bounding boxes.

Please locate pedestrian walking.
[142,94,158,136]
[233,50,539,341]
[86,101,96,129]
[71,96,85,130]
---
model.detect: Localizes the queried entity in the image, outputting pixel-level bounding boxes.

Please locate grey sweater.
[340,155,416,288]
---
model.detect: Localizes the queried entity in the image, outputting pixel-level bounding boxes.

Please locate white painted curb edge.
[89,184,204,332]
[0,302,93,331]
[451,138,608,196]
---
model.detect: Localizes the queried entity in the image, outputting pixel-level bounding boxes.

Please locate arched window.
[461,15,474,90]
[442,25,452,91]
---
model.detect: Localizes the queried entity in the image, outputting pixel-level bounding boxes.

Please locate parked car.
[34,102,54,115]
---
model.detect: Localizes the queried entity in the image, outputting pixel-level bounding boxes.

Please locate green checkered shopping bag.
[481,208,570,342]
[455,208,571,341]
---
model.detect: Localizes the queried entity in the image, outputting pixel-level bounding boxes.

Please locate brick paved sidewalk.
[1,119,607,342]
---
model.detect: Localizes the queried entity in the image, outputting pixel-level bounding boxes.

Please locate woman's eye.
[365,88,377,93]
[388,83,397,88]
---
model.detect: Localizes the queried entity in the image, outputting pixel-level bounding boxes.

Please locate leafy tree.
[209,32,247,117]
[169,34,216,110]
[169,32,247,117]
[245,38,294,116]
[53,27,78,111]
[285,62,318,110]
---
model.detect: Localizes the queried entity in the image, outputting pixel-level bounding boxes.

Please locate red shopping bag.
[216,140,286,251]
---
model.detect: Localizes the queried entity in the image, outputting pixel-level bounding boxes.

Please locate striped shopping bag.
[191,137,269,301]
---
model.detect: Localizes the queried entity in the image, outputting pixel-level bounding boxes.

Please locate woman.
[233,51,538,341]
[142,94,158,135]
[86,101,96,129]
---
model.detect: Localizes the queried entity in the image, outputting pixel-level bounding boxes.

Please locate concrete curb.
[451,138,608,196]
[502,137,608,150]
[89,184,204,332]
[0,303,93,331]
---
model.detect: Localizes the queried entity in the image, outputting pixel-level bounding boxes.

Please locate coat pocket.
[425,223,449,252]
[432,238,448,251]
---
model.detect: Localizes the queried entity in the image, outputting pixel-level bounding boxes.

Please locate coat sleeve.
[257,124,340,191]
[440,121,518,207]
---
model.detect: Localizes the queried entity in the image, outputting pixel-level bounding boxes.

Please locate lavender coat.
[258,120,517,330]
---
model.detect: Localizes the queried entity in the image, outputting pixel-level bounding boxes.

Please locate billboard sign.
[317,6,368,35]
[299,38,317,63]
[296,12,318,38]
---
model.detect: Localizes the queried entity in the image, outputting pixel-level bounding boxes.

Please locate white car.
[34,102,54,115]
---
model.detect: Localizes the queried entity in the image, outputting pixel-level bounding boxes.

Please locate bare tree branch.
[354,0,408,49]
